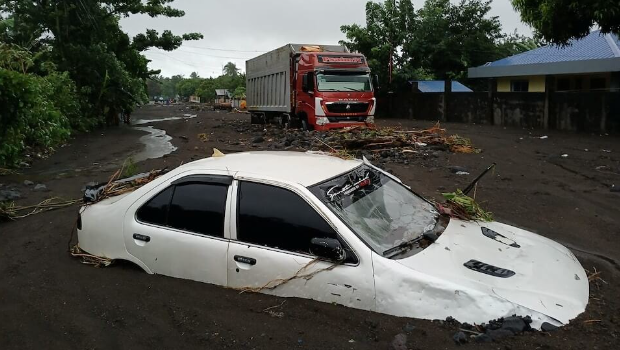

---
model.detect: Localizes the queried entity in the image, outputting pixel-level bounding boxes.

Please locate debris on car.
[83,168,168,203]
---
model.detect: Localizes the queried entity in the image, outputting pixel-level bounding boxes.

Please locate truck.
[246,44,377,130]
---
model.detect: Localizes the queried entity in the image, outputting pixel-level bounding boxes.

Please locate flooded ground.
[1,104,619,350]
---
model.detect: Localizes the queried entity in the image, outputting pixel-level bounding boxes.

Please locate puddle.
[133,126,178,162]
[132,114,197,125]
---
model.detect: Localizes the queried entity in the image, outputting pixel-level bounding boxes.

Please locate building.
[468,31,620,92]
[215,89,232,103]
[410,80,472,93]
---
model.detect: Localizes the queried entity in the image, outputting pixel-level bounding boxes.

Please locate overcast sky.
[119,0,531,78]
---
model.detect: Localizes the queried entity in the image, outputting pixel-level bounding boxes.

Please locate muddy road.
[1,104,619,349]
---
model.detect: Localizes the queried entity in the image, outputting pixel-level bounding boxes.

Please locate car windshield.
[309,165,438,255]
[316,73,372,92]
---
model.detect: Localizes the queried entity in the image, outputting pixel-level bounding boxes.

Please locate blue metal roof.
[487,31,620,67]
[410,80,473,92]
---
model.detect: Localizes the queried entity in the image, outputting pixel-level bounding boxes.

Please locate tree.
[511,0,620,44]
[340,0,416,88]
[403,0,506,80]
[222,62,239,77]
[0,0,203,125]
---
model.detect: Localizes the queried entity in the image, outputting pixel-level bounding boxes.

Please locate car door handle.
[234,255,256,265]
[133,233,151,242]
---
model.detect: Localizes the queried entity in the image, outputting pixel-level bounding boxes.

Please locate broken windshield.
[309,165,438,255]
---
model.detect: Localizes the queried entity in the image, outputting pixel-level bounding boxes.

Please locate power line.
[182,44,267,53]
[147,48,253,60]
[146,51,224,70]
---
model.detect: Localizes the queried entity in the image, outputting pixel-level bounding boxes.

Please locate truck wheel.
[250,113,262,124]
[301,119,314,131]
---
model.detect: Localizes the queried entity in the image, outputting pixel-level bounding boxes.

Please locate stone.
[453,331,468,345]
[486,328,514,341]
[475,334,493,343]
[391,333,407,350]
[448,166,468,173]
[252,136,264,143]
[33,184,48,192]
[23,180,34,186]
[501,316,527,334]
[0,189,21,201]
[540,322,559,332]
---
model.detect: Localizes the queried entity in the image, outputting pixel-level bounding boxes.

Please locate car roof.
[179,151,362,186]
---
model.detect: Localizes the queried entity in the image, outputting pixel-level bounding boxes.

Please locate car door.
[226,179,375,312]
[124,173,233,286]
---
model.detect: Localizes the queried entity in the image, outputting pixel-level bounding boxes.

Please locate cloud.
[120,0,531,77]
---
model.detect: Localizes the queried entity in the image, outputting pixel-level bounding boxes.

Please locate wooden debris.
[0,197,81,221]
[70,244,113,267]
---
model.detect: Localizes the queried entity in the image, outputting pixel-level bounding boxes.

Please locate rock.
[391,333,407,350]
[611,185,620,193]
[541,322,559,332]
[0,189,21,201]
[453,331,468,345]
[455,171,470,176]
[402,323,415,333]
[486,328,514,341]
[448,166,468,173]
[252,136,265,144]
[475,334,493,343]
[501,316,527,334]
[23,180,34,186]
[33,184,48,192]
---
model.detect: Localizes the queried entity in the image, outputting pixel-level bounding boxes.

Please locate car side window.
[136,187,173,226]
[237,181,337,255]
[136,182,228,238]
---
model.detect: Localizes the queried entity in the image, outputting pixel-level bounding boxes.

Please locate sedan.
[77,151,588,329]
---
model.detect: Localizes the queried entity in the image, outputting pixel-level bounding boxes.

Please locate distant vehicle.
[76,152,588,329]
[246,44,378,130]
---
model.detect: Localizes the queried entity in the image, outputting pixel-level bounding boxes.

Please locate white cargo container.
[246,44,349,114]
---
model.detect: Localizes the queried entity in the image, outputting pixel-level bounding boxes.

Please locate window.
[316,73,372,92]
[237,182,337,255]
[510,80,529,92]
[136,182,228,238]
[556,78,570,91]
[590,77,607,90]
[574,77,583,90]
[137,187,173,226]
[168,183,228,237]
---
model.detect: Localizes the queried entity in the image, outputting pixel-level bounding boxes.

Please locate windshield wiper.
[343,87,363,92]
[382,231,439,258]
[382,235,425,258]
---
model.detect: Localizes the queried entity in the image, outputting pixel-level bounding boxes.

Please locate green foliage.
[341,0,542,88]
[0,67,71,166]
[151,62,247,101]
[0,0,202,166]
[121,157,138,177]
[512,0,620,44]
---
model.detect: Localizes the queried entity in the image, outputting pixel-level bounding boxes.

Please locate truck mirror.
[373,74,380,91]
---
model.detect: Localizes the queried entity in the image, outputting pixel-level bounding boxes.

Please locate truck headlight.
[366,115,375,124]
[316,117,329,126]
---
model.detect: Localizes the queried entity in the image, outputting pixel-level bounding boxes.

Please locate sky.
[119,0,532,78]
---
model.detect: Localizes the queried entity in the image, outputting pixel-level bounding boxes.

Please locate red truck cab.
[294,52,377,130]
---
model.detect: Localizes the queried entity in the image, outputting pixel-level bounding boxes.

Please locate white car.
[77,151,588,329]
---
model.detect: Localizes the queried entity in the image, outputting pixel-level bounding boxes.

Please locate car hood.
[396,219,589,325]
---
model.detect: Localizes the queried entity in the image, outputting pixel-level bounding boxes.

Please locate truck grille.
[326,103,369,114]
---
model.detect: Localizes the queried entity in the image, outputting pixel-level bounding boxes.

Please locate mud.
[1,104,619,349]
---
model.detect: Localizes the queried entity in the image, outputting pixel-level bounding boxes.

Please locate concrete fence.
[377,91,620,132]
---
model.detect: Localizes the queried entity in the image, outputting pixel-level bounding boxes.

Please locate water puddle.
[132,126,177,162]
[132,114,197,125]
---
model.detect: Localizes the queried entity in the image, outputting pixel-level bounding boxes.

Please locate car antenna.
[462,163,496,195]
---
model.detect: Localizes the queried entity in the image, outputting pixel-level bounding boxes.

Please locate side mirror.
[310,237,345,262]
[302,74,308,92]
[372,74,380,91]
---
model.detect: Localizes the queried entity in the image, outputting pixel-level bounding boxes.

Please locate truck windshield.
[309,165,439,255]
[316,73,372,92]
